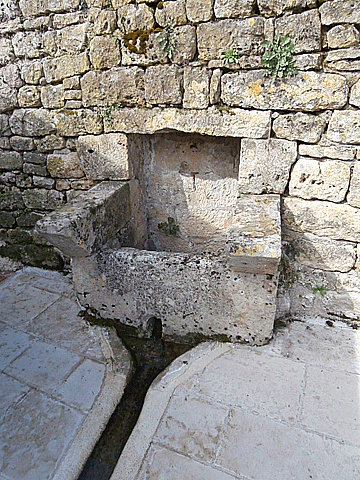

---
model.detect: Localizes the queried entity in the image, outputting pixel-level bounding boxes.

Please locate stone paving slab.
[111,317,360,480]
[0,267,132,480]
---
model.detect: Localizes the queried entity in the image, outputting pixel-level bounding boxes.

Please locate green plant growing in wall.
[157,24,174,58]
[261,33,297,82]
[312,285,327,297]
[158,217,179,236]
[98,102,122,126]
[220,47,241,64]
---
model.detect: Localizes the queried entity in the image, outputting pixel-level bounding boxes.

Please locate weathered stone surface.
[36,181,131,257]
[327,25,359,50]
[0,18,22,34]
[183,67,210,109]
[239,139,297,194]
[0,114,11,136]
[145,65,183,105]
[43,53,90,83]
[23,163,48,176]
[24,152,47,165]
[171,25,196,65]
[0,38,14,65]
[23,189,63,211]
[93,9,117,35]
[0,151,22,170]
[63,76,80,90]
[107,107,271,138]
[295,53,323,71]
[2,64,22,89]
[22,62,43,85]
[350,79,360,107]
[53,11,84,29]
[12,32,42,58]
[41,31,58,56]
[41,85,65,109]
[325,48,360,64]
[221,71,348,111]
[72,247,278,344]
[299,143,357,161]
[214,0,256,19]
[47,151,84,179]
[155,0,186,27]
[320,1,360,26]
[64,90,81,100]
[117,3,154,33]
[58,24,87,54]
[0,80,18,113]
[327,111,360,145]
[89,35,120,70]
[282,197,360,242]
[18,86,41,108]
[186,0,213,22]
[10,136,34,151]
[120,30,167,67]
[9,109,56,136]
[35,135,65,153]
[76,133,130,180]
[0,0,18,22]
[273,113,327,143]
[0,211,15,227]
[19,0,80,16]
[0,189,24,210]
[275,10,321,54]
[81,67,144,107]
[289,157,350,202]
[210,69,221,104]
[197,17,265,61]
[23,16,51,31]
[52,109,102,136]
[348,161,360,208]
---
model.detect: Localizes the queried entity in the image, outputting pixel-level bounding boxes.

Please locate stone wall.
[1,0,360,323]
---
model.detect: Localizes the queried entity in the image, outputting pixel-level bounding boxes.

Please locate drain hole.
[146,316,162,340]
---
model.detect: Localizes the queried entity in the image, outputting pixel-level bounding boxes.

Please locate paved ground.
[0,267,132,480]
[112,317,360,480]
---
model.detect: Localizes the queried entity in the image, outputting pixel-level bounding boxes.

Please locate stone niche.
[37,131,281,345]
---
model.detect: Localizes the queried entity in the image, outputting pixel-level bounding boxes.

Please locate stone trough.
[36,132,281,345]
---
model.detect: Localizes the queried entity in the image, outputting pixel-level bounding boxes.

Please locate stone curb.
[110,341,232,480]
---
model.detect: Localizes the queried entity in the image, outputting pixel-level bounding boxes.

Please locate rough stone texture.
[197,17,265,61]
[117,3,155,33]
[350,79,360,107]
[0,79,17,113]
[258,0,306,17]
[171,25,196,65]
[36,181,131,257]
[327,110,360,144]
[221,71,348,111]
[0,0,18,22]
[89,35,121,70]
[72,247,278,344]
[47,152,84,179]
[239,138,297,194]
[9,109,56,137]
[41,85,65,109]
[186,0,213,23]
[320,0,360,26]
[327,25,360,50]
[275,10,321,54]
[282,197,360,242]
[12,32,42,59]
[348,160,360,208]
[298,143,357,160]
[183,67,210,109]
[295,53,323,71]
[51,109,102,137]
[155,0,186,27]
[283,229,356,272]
[107,107,271,138]
[214,0,256,19]
[53,12,84,29]
[289,157,350,202]
[0,37,14,65]
[93,9,117,35]
[58,24,87,54]
[120,30,168,67]
[19,0,80,16]
[81,67,144,107]
[23,189,63,211]
[22,62,43,85]
[17,86,41,108]
[210,69,221,104]
[43,53,90,83]
[272,113,327,143]
[76,133,130,180]
[145,65,183,105]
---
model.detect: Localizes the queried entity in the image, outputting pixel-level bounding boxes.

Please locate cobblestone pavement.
[0,267,131,480]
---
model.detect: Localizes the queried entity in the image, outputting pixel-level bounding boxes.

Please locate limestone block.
[275,10,321,54]
[0,0,17,22]
[214,0,256,19]
[273,113,326,143]
[41,85,65,109]
[33,176,55,189]
[197,17,265,61]
[47,151,84,179]
[53,12,84,29]
[23,152,47,165]
[19,0,80,16]
[327,111,360,145]
[2,64,22,89]
[348,161,360,208]
[239,138,297,194]
[81,67,144,107]
[327,25,359,50]
[0,189,24,210]
[36,181,131,257]
[221,71,348,111]
[289,157,350,202]
[0,80,17,113]
[0,38,14,65]
[23,189,63,211]
[10,137,33,153]
[89,35,121,70]
[23,16,51,30]
[282,197,360,242]
[9,109,56,136]
[145,65,183,105]
[63,76,80,90]
[0,18,22,34]
[117,4,154,33]
[0,114,10,136]
[22,62,43,85]
[43,53,90,83]
[76,133,130,180]
[52,109,102,136]
[357,245,360,275]
[107,107,271,138]
[58,24,87,54]
[183,67,210,109]
[111,0,131,6]
[35,135,65,152]
[320,1,360,26]
[294,53,323,71]
[350,79,360,107]
[64,90,81,100]
[258,0,306,17]
[155,0,186,27]
[186,0,213,23]
[23,162,47,175]
[210,69,221,104]
[41,31,58,56]
[227,194,281,274]
[72,247,278,344]
[299,143,356,161]
[93,10,117,35]
[171,25,196,65]
[0,151,22,170]
[12,32,42,59]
